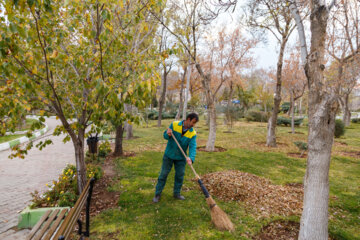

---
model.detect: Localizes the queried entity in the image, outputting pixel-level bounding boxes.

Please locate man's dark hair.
[186,112,199,122]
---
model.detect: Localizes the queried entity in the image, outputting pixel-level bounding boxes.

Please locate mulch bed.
[255,142,289,147]
[253,220,299,240]
[287,131,304,134]
[75,155,122,236]
[223,131,235,133]
[253,219,334,240]
[341,151,360,158]
[200,170,303,217]
[86,155,121,217]
[197,146,227,152]
[334,141,348,146]
[287,152,307,159]
[89,175,120,216]
[88,151,136,216]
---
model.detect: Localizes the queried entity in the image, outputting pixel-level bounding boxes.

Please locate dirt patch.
[223,131,235,133]
[125,136,140,140]
[122,151,136,157]
[255,142,289,147]
[287,152,307,159]
[253,220,299,240]
[200,170,303,217]
[335,141,348,146]
[287,131,304,134]
[341,151,360,158]
[197,146,227,152]
[89,175,120,216]
[285,182,303,188]
[87,156,121,217]
[253,220,334,240]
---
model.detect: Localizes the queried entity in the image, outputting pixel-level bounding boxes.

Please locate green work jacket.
[163,120,197,162]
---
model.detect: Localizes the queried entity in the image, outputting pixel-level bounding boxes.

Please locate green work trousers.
[155,155,186,196]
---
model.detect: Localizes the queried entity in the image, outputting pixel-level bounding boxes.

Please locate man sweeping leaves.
[152,113,199,203]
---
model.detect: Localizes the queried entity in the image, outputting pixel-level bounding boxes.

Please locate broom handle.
[171,132,200,180]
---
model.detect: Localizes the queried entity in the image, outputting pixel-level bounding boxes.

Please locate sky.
[207,1,300,70]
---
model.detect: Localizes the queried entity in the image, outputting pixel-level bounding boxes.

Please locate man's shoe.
[174,194,185,200]
[152,194,161,203]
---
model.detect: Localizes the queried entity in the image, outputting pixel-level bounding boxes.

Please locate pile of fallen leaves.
[200,170,303,217]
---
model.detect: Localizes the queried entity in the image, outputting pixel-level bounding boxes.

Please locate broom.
[171,133,235,232]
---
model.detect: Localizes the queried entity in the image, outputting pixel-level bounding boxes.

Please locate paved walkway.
[0,118,75,239]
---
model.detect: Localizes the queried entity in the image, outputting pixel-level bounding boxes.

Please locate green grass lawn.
[0,119,44,144]
[0,134,25,144]
[91,118,360,240]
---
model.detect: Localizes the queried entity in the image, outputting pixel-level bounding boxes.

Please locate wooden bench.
[26,178,95,240]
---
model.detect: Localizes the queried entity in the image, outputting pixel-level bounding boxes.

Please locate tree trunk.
[298,4,338,239]
[342,94,351,126]
[266,38,287,147]
[288,100,293,116]
[17,116,26,130]
[113,123,124,156]
[126,123,133,139]
[291,90,295,134]
[158,67,168,127]
[299,97,303,117]
[124,104,133,139]
[300,96,337,240]
[74,129,87,194]
[206,101,216,151]
[226,83,234,129]
[176,66,187,120]
[183,59,191,120]
[195,63,216,151]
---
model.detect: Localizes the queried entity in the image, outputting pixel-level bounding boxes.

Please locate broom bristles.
[206,196,235,232]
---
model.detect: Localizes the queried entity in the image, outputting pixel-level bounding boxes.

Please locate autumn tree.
[0,0,119,192]
[106,0,161,156]
[326,0,360,126]
[282,49,307,133]
[252,69,275,113]
[246,0,297,147]
[150,0,234,151]
[157,25,175,127]
[0,0,158,192]
[290,0,338,238]
[220,27,258,121]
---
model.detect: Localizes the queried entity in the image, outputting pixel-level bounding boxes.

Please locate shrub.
[351,118,360,123]
[85,150,97,163]
[277,117,304,126]
[86,163,103,180]
[30,164,103,208]
[245,110,270,122]
[98,140,112,157]
[334,120,345,138]
[294,141,308,157]
[147,110,176,120]
[294,141,308,151]
[280,102,290,113]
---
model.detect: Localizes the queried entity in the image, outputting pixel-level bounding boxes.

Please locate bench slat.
[43,208,68,240]
[53,180,92,240]
[26,209,52,240]
[33,209,60,240]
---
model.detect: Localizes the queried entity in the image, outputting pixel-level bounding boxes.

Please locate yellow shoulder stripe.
[172,121,182,134]
[184,130,196,139]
